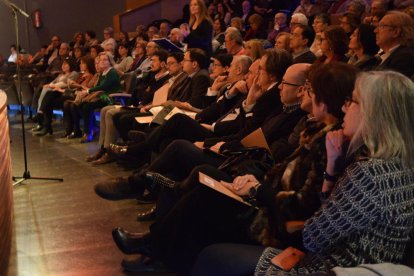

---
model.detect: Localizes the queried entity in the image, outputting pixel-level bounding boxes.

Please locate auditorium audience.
[274,32,291,52]
[244,39,264,61]
[316,25,349,64]
[267,12,290,46]
[348,24,380,70]
[290,24,316,64]
[310,13,331,57]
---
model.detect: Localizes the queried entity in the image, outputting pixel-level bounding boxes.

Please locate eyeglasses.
[280,80,302,87]
[344,96,359,107]
[302,81,313,96]
[167,61,178,66]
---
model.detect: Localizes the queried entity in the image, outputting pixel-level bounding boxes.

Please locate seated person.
[75,52,122,143]
[113,43,134,75]
[32,57,78,134]
[62,56,98,138]
[87,50,171,165]
[194,70,414,276]
[108,63,359,274]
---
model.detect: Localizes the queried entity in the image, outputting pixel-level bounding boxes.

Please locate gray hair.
[351,70,414,167]
[226,29,243,45]
[234,55,253,75]
[386,11,414,47]
[291,13,308,26]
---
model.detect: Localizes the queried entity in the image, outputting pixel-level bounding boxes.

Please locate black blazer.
[184,19,213,57]
[184,69,211,109]
[293,51,316,64]
[376,45,414,77]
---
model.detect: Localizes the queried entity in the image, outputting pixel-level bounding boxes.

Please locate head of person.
[189,0,210,25]
[10,45,16,53]
[242,0,251,14]
[182,48,208,74]
[166,52,184,76]
[103,27,114,39]
[117,43,131,58]
[349,24,379,56]
[147,25,159,39]
[290,24,315,53]
[347,0,366,18]
[230,17,244,31]
[58,43,70,57]
[51,35,60,48]
[404,6,414,20]
[61,58,76,73]
[258,48,293,90]
[94,56,101,73]
[214,18,226,34]
[308,63,358,123]
[210,53,233,78]
[244,39,264,61]
[74,46,84,59]
[375,11,414,51]
[248,13,263,30]
[278,63,310,106]
[159,21,171,37]
[320,25,349,58]
[227,55,252,83]
[80,56,96,74]
[169,28,184,44]
[73,32,85,45]
[134,40,147,57]
[118,31,129,42]
[146,41,159,57]
[89,45,104,59]
[150,50,168,72]
[290,13,308,31]
[85,30,96,42]
[274,32,291,51]
[370,0,388,18]
[97,52,115,71]
[344,70,414,167]
[312,13,331,33]
[224,29,243,54]
[274,12,288,28]
[216,2,227,15]
[340,12,361,35]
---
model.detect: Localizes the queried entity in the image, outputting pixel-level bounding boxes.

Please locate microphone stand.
[2,0,64,185]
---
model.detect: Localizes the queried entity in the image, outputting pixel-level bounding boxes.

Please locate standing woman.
[182,0,214,57]
[77,52,122,143]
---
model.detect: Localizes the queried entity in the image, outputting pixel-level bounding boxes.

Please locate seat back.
[121,71,137,95]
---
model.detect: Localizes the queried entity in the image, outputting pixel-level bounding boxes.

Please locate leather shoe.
[91,152,115,165]
[86,148,105,162]
[136,192,157,204]
[94,177,144,200]
[121,256,169,273]
[112,227,151,255]
[137,206,156,222]
[32,124,43,132]
[67,131,82,139]
[109,143,128,155]
[142,170,176,191]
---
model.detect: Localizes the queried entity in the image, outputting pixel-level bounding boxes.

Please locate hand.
[193,141,204,149]
[200,123,212,131]
[325,129,347,175]
[209,141,225,153]
[49,84,56,89]
[221,174,259,196]
[228,80,248,96]
[246,75,263,106]
[211,75,228,91]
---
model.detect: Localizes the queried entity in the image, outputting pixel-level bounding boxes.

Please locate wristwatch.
[323,170,339,182]
[248,183,262,199]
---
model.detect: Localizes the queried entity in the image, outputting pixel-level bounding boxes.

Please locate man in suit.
[290,24,316,64]
[374,11,414,77]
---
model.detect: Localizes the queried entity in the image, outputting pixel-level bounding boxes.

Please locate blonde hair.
[245,39,264,61]
[98,52,115,66]
[351,70,414,167]
[189,0,212,27]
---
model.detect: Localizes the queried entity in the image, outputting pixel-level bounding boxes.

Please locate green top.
[89,67,122,103]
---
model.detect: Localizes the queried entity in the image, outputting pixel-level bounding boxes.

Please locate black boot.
[35,114,52,136]
[32,113,44,132]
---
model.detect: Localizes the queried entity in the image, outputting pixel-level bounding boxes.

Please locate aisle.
[7,114,156,276]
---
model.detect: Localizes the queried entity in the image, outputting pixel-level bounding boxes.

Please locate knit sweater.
[255,157,414,275]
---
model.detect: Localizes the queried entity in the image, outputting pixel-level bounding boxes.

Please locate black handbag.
[218,147,274,180]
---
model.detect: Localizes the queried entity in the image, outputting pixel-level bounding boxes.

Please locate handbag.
[82,91,103,103]
[218,147,274,180]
